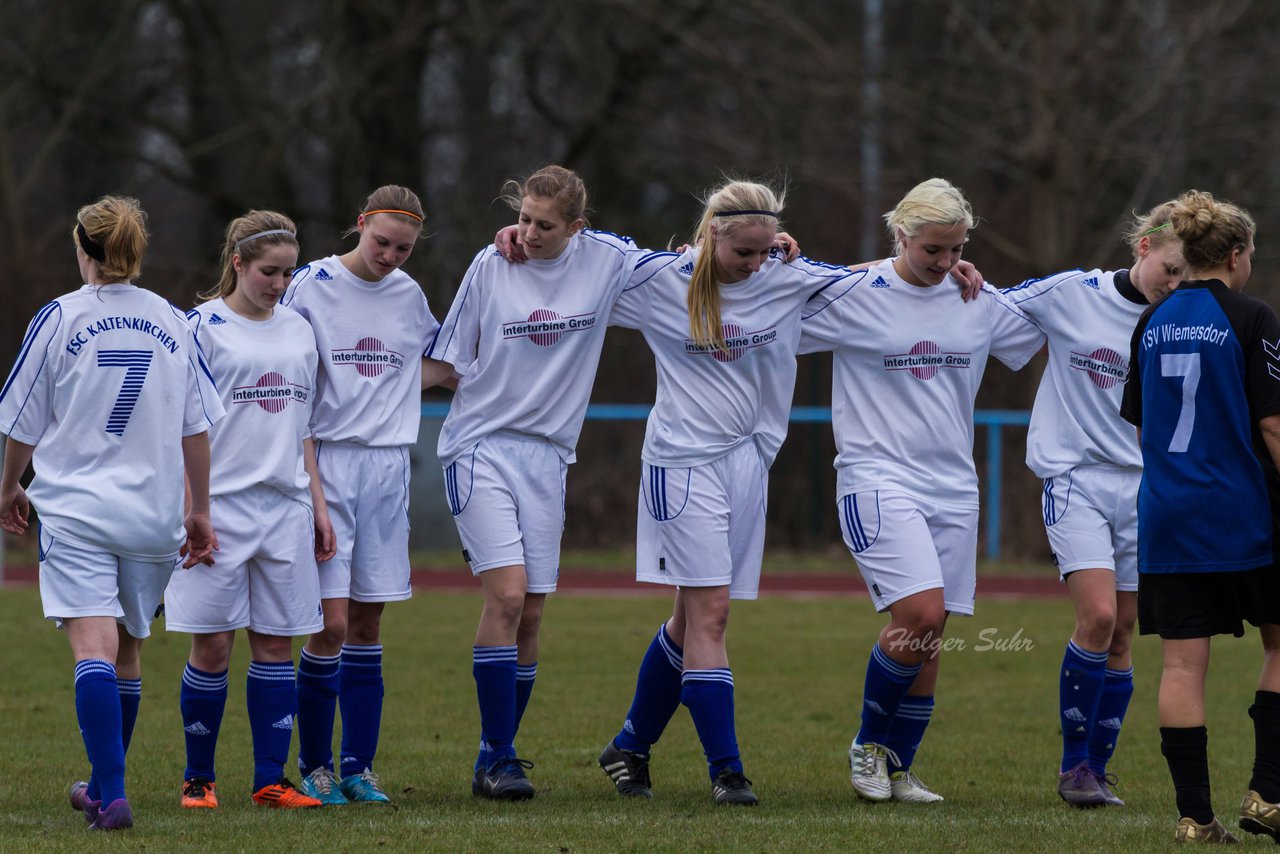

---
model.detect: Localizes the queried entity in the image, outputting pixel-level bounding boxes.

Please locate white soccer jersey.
[282,255,439,447]
[430,230,646,464]
[188,298,318,497]
[611,249,862,468]
[0,284,223,558]
[1003,268,1147,477]
[799,260,1044,507]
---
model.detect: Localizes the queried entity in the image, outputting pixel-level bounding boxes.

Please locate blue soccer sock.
[855,644,923,747]
[1059,640,1108,772]
[614,624,684,754]
[180,663,228,782]
[681,669,742,779]
[88,677,142,802]
[296,648,340,776]
[338,644,384,778]
[247,661,297,792]
[1088,665,1134,775]
[477,661,538,772]
[473,646,518,766]
[75,660,126,806]
[885,694,934,773]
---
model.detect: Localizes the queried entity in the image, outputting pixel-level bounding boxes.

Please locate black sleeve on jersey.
[1120,301,1160,427]
[1213,288,1280,422]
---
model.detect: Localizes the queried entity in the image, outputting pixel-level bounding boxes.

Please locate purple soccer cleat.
[88,798,133,831]
[68,781,99,824]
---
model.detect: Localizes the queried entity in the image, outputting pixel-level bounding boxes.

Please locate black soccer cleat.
[481,757,535,801]
[711,769,759,806]
[598,740,653,798]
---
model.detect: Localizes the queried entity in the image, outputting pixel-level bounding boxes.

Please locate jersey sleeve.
[427,247,488,374]
[0,301,64,444]
[1120,306,1155,427]
[999,269,1080,322]
[611,251,678,329]
[1241,300,1280,421]
[177,305,224,435]
[984,285,1046,369]
[798,275,862,355]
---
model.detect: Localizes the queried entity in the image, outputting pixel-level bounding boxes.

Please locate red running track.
[0,565,1067,598]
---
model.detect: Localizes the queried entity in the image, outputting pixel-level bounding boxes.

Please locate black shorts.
[1138,565,1280,639]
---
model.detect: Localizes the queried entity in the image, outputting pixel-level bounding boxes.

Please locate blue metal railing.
[421,403,1030,560]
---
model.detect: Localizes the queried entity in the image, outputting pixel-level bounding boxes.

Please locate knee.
[517,605,544,643]
[190,634,234,672]
[1077,606,1118,649]
[486,588,526,631]
[250,634,295,663]
[692,599,731,640]
[316,612,349,650]
[894,604,946,640]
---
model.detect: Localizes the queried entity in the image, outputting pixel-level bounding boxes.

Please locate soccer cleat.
[180,777,219,809]
[481,757,536,801]
[471,768,484,797]
[1174,815,1239,843]
[598,741,653,799]
[1057,761,1106,808]
[299,766,349,806]
[849,741,897,802]
[1091,769,1124,807]
[711,769,759,806]
[890,769,944,803]
[252,778,323,809]
[88,798,134,831]
[337,768,391,804]
[1240,790,1280,840]
[69,780,99,824]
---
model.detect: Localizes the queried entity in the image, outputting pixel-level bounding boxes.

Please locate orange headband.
[362,208,423,223]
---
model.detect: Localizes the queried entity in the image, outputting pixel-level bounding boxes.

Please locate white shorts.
[315,442,412,602]
[444,432,567,594]
[838,489,978,615]
[38,526,178,639]
[636,442,768,601]
[164,486,324,636]
[1042,466,1140,592]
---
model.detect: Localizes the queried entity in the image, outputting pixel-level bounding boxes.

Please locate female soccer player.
[0,196,222,830]
[597,180,866,806]
[1003,202,1183,808]
[426,165,658,800]
[1121,190,1280,844]
[282,186,442,805]
[799,178,1044,804]
[164,211,331,810]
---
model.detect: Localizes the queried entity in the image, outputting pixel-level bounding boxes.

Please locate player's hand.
[775,231,800,262]
[954,260,984,301]
[0,485,29,535]
[495,225,528,263]
[314,509,337,563]
[181,511,218,568]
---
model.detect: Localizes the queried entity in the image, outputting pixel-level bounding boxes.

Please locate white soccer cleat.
[890,769,944,803]
[848,741,896,802]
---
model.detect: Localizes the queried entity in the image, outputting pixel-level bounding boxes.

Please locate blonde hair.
[687,180,784,351]
[72,196,149,283]
[500,165,589,225]
[343,185,425,238]
[883,178,973,254]
[1169,190,1256,273]
[200,210,299,302]
[1123,200,1180,256]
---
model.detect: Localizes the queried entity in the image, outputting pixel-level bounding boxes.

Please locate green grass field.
[0,585,1270,852]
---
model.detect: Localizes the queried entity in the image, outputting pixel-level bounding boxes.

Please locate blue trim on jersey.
[428,249,486,361]
[0,300,61,406]
[623,252,681,292]
[802,270,867,320]
[1002,269,1085,296]
[580,229,637,255]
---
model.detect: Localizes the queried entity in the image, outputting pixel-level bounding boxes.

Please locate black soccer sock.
[1249,691,1280,803]
[1161,726,1213,824]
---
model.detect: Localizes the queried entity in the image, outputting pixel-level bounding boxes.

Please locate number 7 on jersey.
[97,350,154,436]
[1161,352,1200,453]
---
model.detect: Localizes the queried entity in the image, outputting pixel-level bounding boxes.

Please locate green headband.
[1143,222,1172,236]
